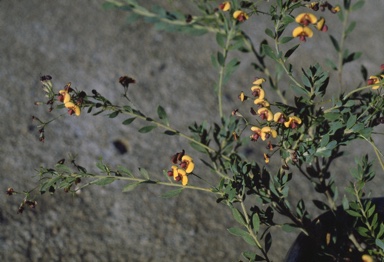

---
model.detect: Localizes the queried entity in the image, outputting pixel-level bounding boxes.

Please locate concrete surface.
[0,0,383,261]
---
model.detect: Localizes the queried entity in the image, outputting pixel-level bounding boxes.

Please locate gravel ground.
[0,1,383,261]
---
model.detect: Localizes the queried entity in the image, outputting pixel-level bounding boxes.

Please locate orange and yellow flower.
[284,116,302,129]
[239,91,248,101]
[295,13,317,26]
[253,78,266,85]
[250,126,262,141]
[361,254,373,262]
[219,1,231,11]
[254,98,270,107]
[316,17,328,32]
[292,26,314,41]
[180,155,195,174]
[274,112,288,123]
[257,107,273,121]
[172,165,188,186]
[64,101,81,116]
[58,89,71,103]
[251,86,265,100]
[260,126,277,140]
[264,153,270,164]
[368,75,383,90]
[233,10,248,22]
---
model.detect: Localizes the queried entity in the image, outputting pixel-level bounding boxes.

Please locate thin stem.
[359,135,384,172]
[217,20,237,118]
[239,198,271,262]
[108,0,225,34]
[77,174,216,194]
[106,104,231,163]
[336,8,350,93]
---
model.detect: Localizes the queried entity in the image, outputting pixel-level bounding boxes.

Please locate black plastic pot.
[284,197,384,261]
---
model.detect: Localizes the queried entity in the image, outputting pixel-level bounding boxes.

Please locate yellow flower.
[233,10,249,22]
[254,98,270,107]
[295,13,317,26]
[219,1,231,11]
[361,254,373,262]
[64,101,81,116]
[238,91,248,102]
[260,126,277,141]
[250,126,262,141]
[316,17,328,32]
[292,26,314,42]
[368,75,382,90]
[331,5,341,13]
[251,86,265,100]
[172,165,188,186]
[253,78,266,85]
[181,155,194,174]
[274,112,288,123]
[257,107,273,121]
[58,90,71,103]
[263,153,270,164]
[284,116,302,129]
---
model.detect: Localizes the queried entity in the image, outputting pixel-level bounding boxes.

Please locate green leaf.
[376,239,384,252]
[282,224,297,232]
[343,51,362,64]
[122,117,136,125]
[345,209,362,217]
[329,35,340,52]
[228,227,256,246]
[161,188,184,198]
[284,44,299,58]
[261,44,277,61]
[138,167,150,179]
[93,177,115,186]
[138,125,157,133]
[345,21,356,36]
[223,58,240,83]
[122,182,141,192]
[211,54,219,69]
[280,36,293,44]
[242,233,257,246]
[189,142,208,153]
[125,13,141,24]
[252,213,260,233]
[265,28,275,39]
[325,58,338,71]
[231,207,246,226]
[290,84,309,97]
[217,51,225,67]
[157,105,169,126]
[216,33,226,49]
[117,165,134,177]
[102,2,119,10]
[313,200,330,211]
[96,159,108,172]
[351,0,365,11]
[324,112,340,121]
[346,114,357,130]
[109,111,120,118]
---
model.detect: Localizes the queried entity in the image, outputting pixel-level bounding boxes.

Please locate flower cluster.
[167,150,195,186]
[292,12,327,42]
[306,1,341,13]
[58,83,82,116]
[238,78,302,163]
[219,2,249,22]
